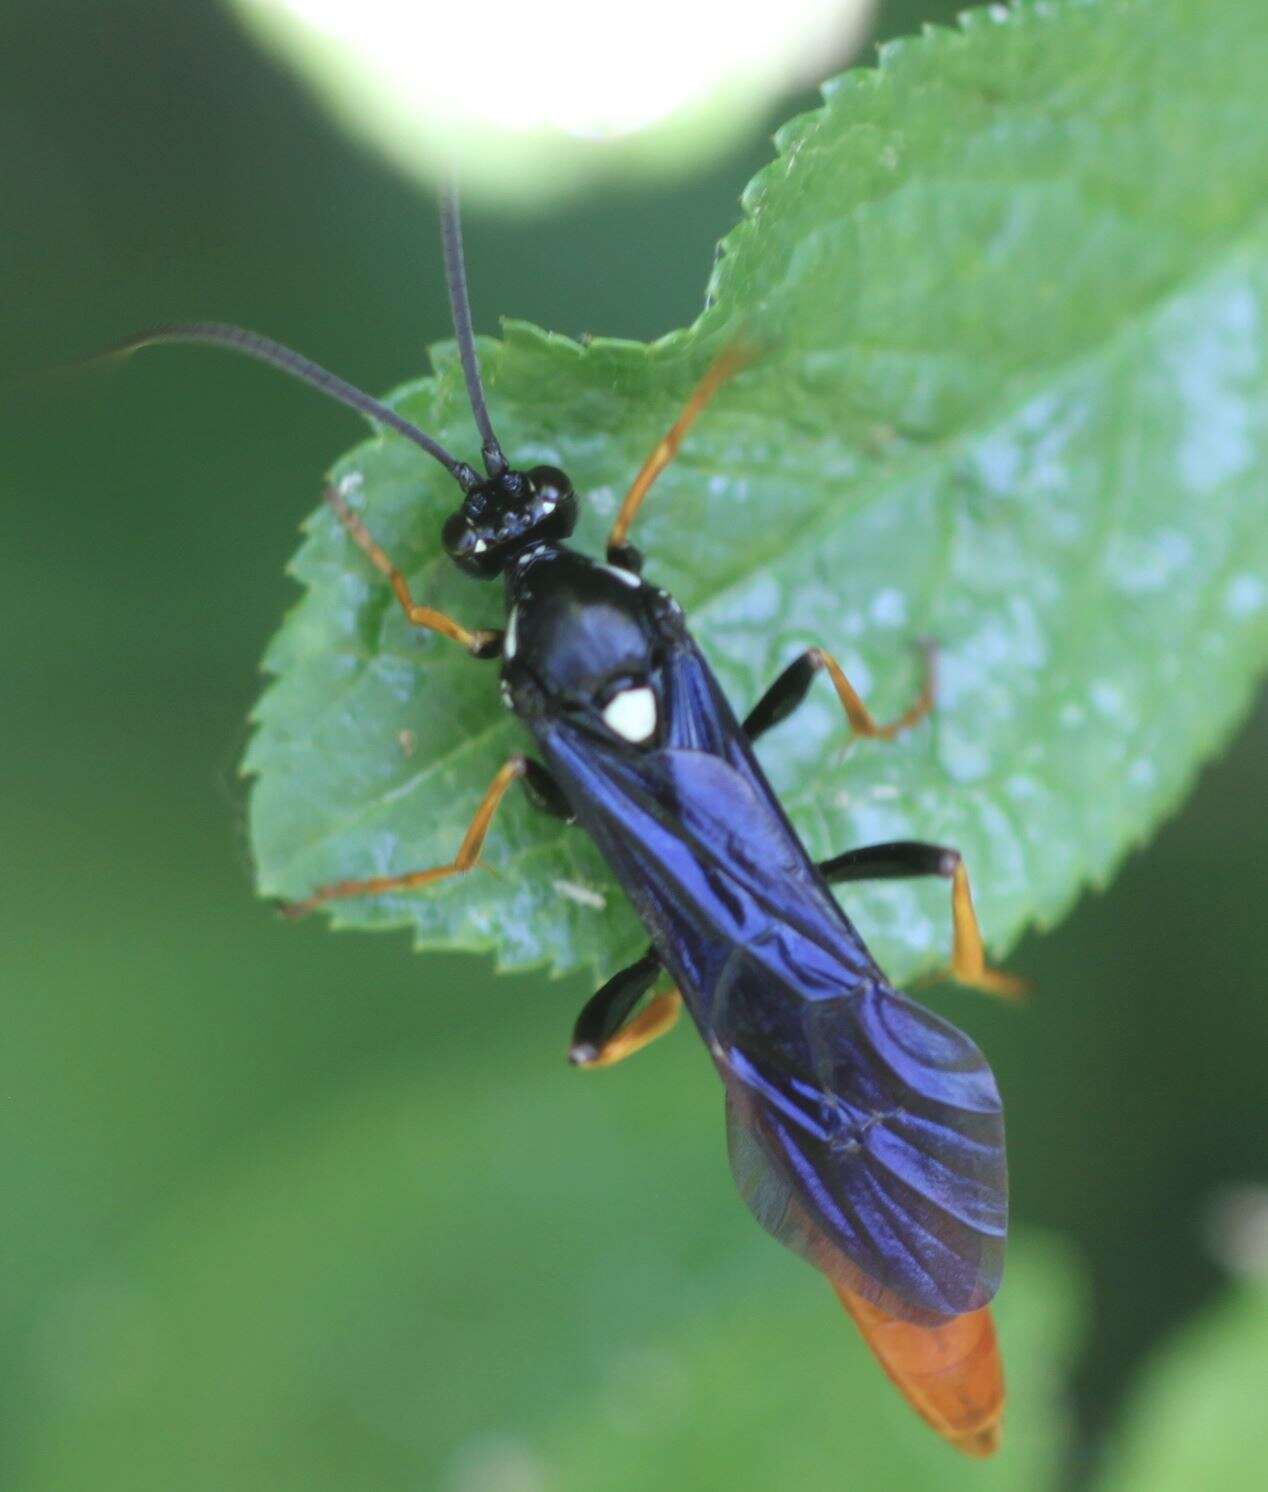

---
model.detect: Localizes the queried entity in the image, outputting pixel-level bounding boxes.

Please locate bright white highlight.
[233,0,874,197]
[503,605,519,659]
[602,685,658,744]
[254,0,867,135]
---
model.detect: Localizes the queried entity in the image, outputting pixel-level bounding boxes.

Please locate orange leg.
[745,644,935,747]
[606,342,755,563]
[948,861,1027,998]
[835,1286,1005,1458]
[569,946,684,1069]
[574,991,684,1069]
[325,484,501,657]
[281,757,526,918]
[819,842,1024,1000]
[812,645,935,741]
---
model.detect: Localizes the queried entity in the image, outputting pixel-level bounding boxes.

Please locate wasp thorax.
[442,465,578,578]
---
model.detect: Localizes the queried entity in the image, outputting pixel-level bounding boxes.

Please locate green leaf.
[248,0,1268,981]
[11,1023,1084,1490]
[1097,1268,1268,1492]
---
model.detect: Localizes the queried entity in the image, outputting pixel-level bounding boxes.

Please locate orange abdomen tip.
[834,1285,1005,1457]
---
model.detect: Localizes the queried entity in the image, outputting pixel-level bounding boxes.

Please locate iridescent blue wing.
[655,641,1008,1318]
[718,977,1006,1323]
[535,640,1006,1323]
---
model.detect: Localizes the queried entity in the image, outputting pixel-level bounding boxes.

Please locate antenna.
[105,323,479,490]
[438,177,507,479]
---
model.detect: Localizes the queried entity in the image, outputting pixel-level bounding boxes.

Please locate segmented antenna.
[438,178,507,478]
[106,323,478,489]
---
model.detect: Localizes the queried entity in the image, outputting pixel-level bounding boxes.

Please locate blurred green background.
[3,2,1266,1488]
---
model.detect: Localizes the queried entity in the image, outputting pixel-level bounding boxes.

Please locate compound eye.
[524,465,578,542]
[442,511,476,558]
[527,465,571,504]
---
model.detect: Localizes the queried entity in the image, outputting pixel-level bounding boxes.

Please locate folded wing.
[723,1017,1006,1454]
[538,651,1007,1322]
[719,976,1006,1323]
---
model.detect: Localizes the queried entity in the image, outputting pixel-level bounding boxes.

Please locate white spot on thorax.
[504,605,519,659]
[602,685,657,743]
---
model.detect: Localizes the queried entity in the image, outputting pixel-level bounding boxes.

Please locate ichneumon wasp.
[118,182,1020,1457]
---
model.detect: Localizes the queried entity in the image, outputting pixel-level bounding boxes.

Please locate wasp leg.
[325,483,501,658]
[606,342,754,570]
[744,643,935,745]
[818,841,1025,999]
[569,946,683,1069]
[521,757,573,821]
[281,756,527,917]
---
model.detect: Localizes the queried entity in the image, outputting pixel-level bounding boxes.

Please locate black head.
[441,464,577,578]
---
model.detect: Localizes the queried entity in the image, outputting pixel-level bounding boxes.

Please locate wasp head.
[442,464,577,579]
